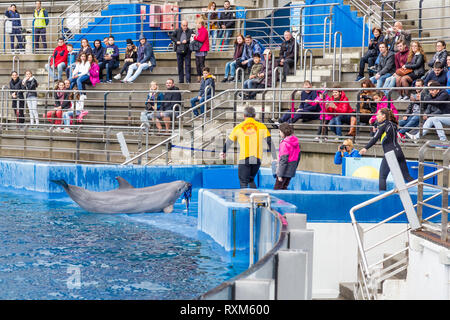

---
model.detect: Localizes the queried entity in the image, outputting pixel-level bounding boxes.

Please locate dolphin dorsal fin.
[116,177,134,189]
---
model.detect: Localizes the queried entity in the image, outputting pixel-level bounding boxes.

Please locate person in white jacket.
[69,53,91,94]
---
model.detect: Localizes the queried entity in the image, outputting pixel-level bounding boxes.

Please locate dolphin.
[52,177,192,214]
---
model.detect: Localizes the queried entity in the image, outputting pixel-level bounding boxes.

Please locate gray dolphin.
[52,177,192,214]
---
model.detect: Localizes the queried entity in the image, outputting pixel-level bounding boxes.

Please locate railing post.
[418,0,424,38]
[441,148,449,242]
[332,31,342,82]
[103,92,110,126]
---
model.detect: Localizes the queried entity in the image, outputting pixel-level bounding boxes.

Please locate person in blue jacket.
[446,56,450,95]
[334,139,361,165]
[122,36,156,83]
[192,67,215,116]
[4,4,24,52]
[237,35,265,71]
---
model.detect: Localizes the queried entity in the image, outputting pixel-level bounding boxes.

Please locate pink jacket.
[369,96,399,124]
[277,135,301,178]
[89,63,100,87]
[311,91,334,121]
[194,26,210,52]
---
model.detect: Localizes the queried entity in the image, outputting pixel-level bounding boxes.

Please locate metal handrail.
[303,49,313,82]
[249,193,271,267]
[332,31,342,82]
[12,55,20,74]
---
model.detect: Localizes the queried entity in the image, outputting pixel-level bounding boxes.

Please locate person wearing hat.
[114,39,137,80]
[121,35,156,83]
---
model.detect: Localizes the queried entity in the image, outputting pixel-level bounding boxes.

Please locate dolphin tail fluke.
[51,179,69,189]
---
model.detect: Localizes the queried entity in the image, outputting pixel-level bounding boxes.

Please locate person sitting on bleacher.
[406,81,450,142]
[423,61,447,86]
[222,34,244,83]
[397,78,425,141]
[114,39,138,81]
[242,53,264,100]
[47,81,71,126]
[159,78,182,132]
[66,44,77,79]
[356,27,384,81]
[369,91,399,136]
[45,38,68,82]
[121,36,156,84]
[275,30,298,82]
[76,38,93,59]
[104,36,120,83]
[273,80,319,126]
[243,49,273,100]
[61,93,87,133]
[370,42,395,89]
[192,67,215,116]
[327,85,356,138]
[140,81,165,131]
[382,40,409,95]
[358,79,377,125]
[395,41,426,100]
[427,41,447,71]
[92,39,106,81]
[385,21,411,52]
[237,35,264,74]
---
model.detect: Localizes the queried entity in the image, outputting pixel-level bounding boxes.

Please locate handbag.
[189,39,202,52]
[5,20,12,34]
[395,68,413,76]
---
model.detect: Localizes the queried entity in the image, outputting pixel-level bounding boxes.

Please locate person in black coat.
[9,71,25,124]
[160,79,182,131]
[275,31,298,81]
[216,0,235,50]
[356,27,384,80]
[92,39,106,80]
[171,20,194,83]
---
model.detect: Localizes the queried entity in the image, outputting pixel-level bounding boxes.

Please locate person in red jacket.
[382,40,409,93]
[45,38,68,81]
[274,123,300,190]
[193,18,210,82]
[327,86,357,137]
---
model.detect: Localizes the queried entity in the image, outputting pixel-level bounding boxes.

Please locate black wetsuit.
[364,120,414,191]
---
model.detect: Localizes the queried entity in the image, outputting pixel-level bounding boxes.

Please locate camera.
[339,145,346,150]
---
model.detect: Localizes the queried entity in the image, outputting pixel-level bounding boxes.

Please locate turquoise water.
[0,189,247,300]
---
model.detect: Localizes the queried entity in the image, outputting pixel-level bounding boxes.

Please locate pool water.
[0,189,247,300]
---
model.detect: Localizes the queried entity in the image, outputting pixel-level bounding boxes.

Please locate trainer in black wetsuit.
[361,118,414,191]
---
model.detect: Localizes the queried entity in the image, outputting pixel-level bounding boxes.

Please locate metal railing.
[349,142,449,299]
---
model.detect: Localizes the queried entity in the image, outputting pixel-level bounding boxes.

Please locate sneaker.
[402,95,409,101]
[62,128,71,133]
[106,80,112,83]
[355,75,365,81]
[228,77,234,82]
[405,132,418,143]
[113,74,122,80]
[221,78,228,83]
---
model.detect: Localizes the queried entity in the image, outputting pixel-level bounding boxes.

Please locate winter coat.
[279,37,298,61]
[145,92,164,112]
[424,90,450,115]
[329,91,354,114]
[194,26,210,52]
[218,8,235,29]
[5,10,22,29]
[277,135,301,178]
[199,75,215,99]
[404,53,426,78]
[367,35,384,56]
[22,77,38,98]
[241,39,264,62]
[233,42,244,61]
[54,91,72,109]
[171,28,194,54]
[394,47,409,69]
[9,77,24,99]
[137,42,156,69]
[161,86,182,112]
[92,45,106,63]
[369,96,399,124]
[51,44,68,67]
[376,51,396,76]
[428,50,448,69]
[312,91,334,121]
[423,70,448,86]
[334,149,361,165]
[89,63,100,87]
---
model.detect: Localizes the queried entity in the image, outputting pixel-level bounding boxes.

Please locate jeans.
[224,60,236,79]
[46,62,66,81]
[26,96,39,124]
[124,62,150,82]
[210,29,218,51]
[105,60,120,81]
[216,29,233,50]
[382,75,397,95]
[398,115,419,134]
[358,52,377,77]
[191,96,206,116]
[34,27,47,50]
[243,78,259,90]
[422,116,450,141]
[69,74,90,93]
[329,114,352,136]
[10,28,24,50]
[63,110,82,126]
[370,73,392,88]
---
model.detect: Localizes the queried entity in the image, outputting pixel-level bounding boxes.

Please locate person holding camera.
[334,139,361,165]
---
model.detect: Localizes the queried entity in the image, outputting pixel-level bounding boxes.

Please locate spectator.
[397,78,425,141]
[315,90,333,141]
[192,67,215,116]
[222,34,244,83]
[358,79,377,125]
[64,79,71,90]
[274,123,301,190]
[159,78,182,132]
[47,81,71,125]
[385,21,411,51]
[104,36,120,83]
[114,39,138,81]
[370,42,395,88]
[242,53,264,100]
[356,27,384,81]
[121,36,155,83]
[171,20,193,84]
[407,81,450,142]
[395,41,426,100]
[237,35,264,73]
[62,93,87,133]
[92,39,106,80]
[243,49,273,100]
[77,38,93,59]
[4,4,24,53]
[192,18,210,82]
[368,91,399,136]
[382,40,409,94]
[276,31,298,81]
[33,1,49,52]
[447,56,450,95]
[423,61,447,86]
[140,81,165,130]
[334,139,361,165]
[202,2,218,51]
[45,38,68,81]
[221,106,276,189]
[66,43,77,79]
[87,54,100,88]
[274,80,319,125]
[427,40,447,70]
[103,37,109,48]
[69,53,90,95]
[22,70,39,125]
[217,0,235,51]
[327,87,356,137]
[9,71,25,124]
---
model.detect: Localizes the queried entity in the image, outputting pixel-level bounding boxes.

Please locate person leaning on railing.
[217,0,235,51]
[333,139,361,165]
[9,71,25,124]
[33,1,49,52]
[4,4,24,53]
